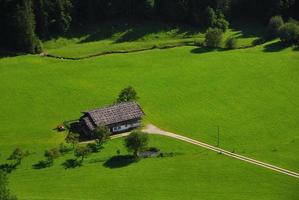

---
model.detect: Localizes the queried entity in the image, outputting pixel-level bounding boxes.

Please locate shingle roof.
[83,101,144,129]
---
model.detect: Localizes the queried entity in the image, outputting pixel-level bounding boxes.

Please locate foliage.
[0,170,17,200]
[204,7,229,32]
[279,21,299,45]
[117,86,139,103]
[1,0,298,54]
[65,132,80,148]
[93,125,111,146]
[44,148,61,161]
[225,37,238,49]
[58,143,72,155]
[267,16,284,39]
[7,148,27,166]
[204,28,223,47]
[124,131,149,157]
[12,0,41,53]
[74,146,91,162]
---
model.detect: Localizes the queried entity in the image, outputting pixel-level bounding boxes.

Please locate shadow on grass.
[103,155,137,169]
[263,41,288,52]
[293,46,299,51]
[190,47,225,54]
[32,160,52,169]
[51,18,202,45]
[62,159,82,169]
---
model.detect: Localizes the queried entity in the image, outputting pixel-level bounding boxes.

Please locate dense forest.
[1,0,298,53]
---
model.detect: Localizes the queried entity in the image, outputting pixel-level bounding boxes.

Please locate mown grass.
[7,136,299,200]
[0,39,298,199]
[43,19,264,58]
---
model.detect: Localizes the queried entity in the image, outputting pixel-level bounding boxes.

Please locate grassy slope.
[0,42,298,199]
[9,136,299,200]
[43,19,262,58]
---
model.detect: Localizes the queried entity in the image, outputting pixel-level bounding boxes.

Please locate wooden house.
[80,101,144,136]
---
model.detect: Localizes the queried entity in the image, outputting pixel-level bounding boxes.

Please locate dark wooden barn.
[79,101,144,136]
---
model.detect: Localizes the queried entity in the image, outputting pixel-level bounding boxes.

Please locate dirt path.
[80,124,299,179]
[143,124,299,179]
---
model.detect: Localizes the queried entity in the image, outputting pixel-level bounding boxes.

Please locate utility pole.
[217,125,220,147]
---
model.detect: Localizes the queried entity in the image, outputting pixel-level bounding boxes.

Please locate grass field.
[43,19,263,58]
[0,21,298,199]
[7,136,299,200]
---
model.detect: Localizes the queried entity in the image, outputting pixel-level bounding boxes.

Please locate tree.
[117,86,139,103]
[267,15,284,39]
[65,132,80,149]
[279,21,299,45]
[124,131,149,158]
[12,0,42,53]
[93,125,110,146]
[205,6,217,27]
[50,0,73,34]
[0,170,17,200]
[7,148,26,166]
[74,146,91,162]
[225,37,238,49]
[44,148,61,165]
[205,28,223,47]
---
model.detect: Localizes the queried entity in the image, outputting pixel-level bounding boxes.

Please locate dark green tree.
[0,170,17,200]
[44,148,61,165]
[124,131,149,158]
[74,146,91,162]
[7,148,26,166]
[94,125,111,146]
[205,28,223,47]
[65,132,80,149]
[225,37,238,49]
[279,21,299,45]
[34,0,49,39]
[117,86,139,103]
[267,15,284,39]
[12,0,42,53]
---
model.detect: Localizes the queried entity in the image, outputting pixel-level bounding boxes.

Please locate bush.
[225,37,238,49]
[267,16,284,39]
[124,131,149,158]
[279,22,299,45]
[214,11,229,32]
[117,86,139,103]
[205,28,223,48]
[204,7,229,32]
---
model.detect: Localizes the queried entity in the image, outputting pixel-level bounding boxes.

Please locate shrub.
[267,16,284,39]
[225,37,238,49]
[124,131,149,158]
[214,11,229,32]
[205,28,223,48]
[204,7,229,32]
[117,86,139,103]
[74,146,91,162]
[279,22,299,45]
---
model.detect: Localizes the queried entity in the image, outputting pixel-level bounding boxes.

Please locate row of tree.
[1,0,299,54]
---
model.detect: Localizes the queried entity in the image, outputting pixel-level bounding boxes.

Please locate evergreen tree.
[34,0,49,39]
[13,0,41,53]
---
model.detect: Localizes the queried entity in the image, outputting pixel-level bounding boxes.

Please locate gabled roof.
[82,101,144,129]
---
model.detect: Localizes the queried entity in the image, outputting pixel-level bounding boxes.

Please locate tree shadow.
[51,19,202,45]
[32,160,52,169]
[0,49,23,59]
[103,155,137,169]
[293,46,299,51]
[62,159,82,169]
[0,163,16,173]
[230,19,265,40]
[263,41,288,52]
[190,47,224,54]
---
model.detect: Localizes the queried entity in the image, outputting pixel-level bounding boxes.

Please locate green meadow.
[0,20,298,199]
